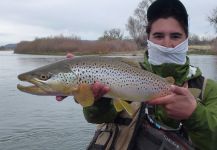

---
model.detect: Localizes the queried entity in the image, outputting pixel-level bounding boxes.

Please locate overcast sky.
[0,0,216,45]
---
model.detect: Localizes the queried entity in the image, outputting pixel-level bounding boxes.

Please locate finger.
[167,113,182,120]
[101,86,110,95]
[147,95,174,105]
[91,81,110,100]
[56,96,67,101]
[66,53,74,59]
[170,85,188,96]
[95,84,110,100]
[164,103,173,111]
[182,82,188,88]
[167,113,178,120]
[91,82,101,98]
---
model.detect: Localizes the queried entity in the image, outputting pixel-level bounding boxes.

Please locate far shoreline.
[13,50,217,56]
[1,48,216,56]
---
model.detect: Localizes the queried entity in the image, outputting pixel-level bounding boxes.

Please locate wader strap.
[86,124,119,150]
[127,104,146,150]
[86,130,108,150]
[109,124,119,150]
[87,129,112,150]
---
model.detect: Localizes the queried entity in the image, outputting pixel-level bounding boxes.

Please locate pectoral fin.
[74,83,94,107]
[113,99,134,116]
[189,88,201,98]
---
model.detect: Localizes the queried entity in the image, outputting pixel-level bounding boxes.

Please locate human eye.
[153,33,164,39]
[171,33,182,40]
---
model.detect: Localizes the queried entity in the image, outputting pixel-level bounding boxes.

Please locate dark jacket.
[83,56,217,150]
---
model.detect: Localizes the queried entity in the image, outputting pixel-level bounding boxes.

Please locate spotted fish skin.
[17,56,172,102]
[62,56,171,101]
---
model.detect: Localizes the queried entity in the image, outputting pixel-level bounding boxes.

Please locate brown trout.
[17,56,199,116]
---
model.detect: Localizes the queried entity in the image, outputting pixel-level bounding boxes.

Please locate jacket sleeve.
[183,79,217,150]
[82,97,118,124]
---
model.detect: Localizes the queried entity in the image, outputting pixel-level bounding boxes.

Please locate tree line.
[14,0,217,54]
[15,36,138,54]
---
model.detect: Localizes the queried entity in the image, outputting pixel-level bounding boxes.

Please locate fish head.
[17,60,79,96]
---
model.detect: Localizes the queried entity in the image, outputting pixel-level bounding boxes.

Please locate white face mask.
[147,39,188,65]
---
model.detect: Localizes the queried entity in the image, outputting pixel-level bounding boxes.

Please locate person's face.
[148,17,187,48]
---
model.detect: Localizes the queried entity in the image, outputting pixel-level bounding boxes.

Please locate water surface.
[0,51,95,150]
[0,51,217,150]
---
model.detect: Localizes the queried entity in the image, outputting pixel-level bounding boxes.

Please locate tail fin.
[189,88,201,98]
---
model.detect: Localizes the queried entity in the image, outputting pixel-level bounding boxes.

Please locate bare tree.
[189,33,200,45]
[98,28,124,41]
[126,0,154,48]
[208,7,217,33]
[208,7,217,52]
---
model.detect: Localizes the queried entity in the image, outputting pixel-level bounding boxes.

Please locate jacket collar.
[141,53,202,86]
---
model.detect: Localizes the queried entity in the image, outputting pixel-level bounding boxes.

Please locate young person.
[57,0,217,149]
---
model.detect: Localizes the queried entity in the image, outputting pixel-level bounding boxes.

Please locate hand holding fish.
[91,81,110,100]
[147,85,197,120]
[56,54,110,102]
[56,81,110,102]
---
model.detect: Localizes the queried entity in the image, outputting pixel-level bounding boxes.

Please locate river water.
[0,51,217,150]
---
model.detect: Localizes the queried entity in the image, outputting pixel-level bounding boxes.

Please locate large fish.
[17,56,199,116]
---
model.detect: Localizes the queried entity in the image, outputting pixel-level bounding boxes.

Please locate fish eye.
[40,74,49,80]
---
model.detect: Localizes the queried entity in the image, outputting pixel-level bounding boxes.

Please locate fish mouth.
[17,84,47,95]
[17,75,48,95]
[17,74,79,96]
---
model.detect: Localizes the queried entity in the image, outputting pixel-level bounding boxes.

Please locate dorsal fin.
[118,57,141,68]
[189,88,201,99]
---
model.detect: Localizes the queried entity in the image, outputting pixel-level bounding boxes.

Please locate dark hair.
[146,0,189,36]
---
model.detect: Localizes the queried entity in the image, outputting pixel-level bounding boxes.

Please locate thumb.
[66,53,74,59]
[170,85,188,96]
[56,96,67,101]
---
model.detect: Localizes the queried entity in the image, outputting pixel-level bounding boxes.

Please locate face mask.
[147,39,188,65]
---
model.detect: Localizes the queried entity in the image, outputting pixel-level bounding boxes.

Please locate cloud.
[0,0,216,45]
[0,0,142,45]
[182,0,216,36]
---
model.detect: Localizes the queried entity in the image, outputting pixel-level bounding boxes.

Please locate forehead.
[150,17,185,34]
